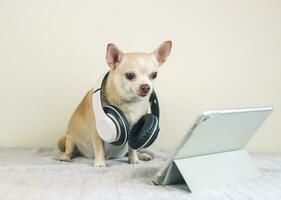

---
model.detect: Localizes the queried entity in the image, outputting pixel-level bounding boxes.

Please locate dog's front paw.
[94,159,106,168]
[137,152,153,161]
[129,157,144,164]
[59,154,72,162]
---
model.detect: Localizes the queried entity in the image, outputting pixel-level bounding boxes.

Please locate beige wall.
[0,0,280,153]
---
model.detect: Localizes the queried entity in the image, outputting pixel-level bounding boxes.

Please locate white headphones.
[92,72,160,150]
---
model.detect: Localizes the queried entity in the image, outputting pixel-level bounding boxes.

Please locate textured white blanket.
[0,147,281,200]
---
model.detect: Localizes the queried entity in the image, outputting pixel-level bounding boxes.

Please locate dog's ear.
[106,43,124,69]
[152,41,172,65]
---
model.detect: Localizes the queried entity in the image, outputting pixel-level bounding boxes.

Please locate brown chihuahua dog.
[58,41,172,167]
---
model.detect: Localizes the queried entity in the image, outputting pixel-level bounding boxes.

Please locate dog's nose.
[140,84,150,93]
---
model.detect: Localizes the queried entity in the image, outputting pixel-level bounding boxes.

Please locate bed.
[0,147,281,200]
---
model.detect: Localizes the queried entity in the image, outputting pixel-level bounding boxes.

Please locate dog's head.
[106,41,172,101]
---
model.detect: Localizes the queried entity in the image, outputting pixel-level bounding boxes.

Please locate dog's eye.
[150,72,158,80]
[125,72,136,80]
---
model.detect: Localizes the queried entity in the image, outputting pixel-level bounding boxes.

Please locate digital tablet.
[153,106,273,191]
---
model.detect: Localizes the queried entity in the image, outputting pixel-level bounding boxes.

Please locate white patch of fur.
[138,57,145,67]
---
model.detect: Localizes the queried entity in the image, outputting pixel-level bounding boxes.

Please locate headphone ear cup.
[128,114,159,150]
[103,105,129,146]
[143,124,159,148]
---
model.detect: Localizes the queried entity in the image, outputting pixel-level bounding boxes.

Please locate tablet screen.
[175,107,272,160]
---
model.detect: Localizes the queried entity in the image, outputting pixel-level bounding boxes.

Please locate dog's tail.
[58,136,66,152]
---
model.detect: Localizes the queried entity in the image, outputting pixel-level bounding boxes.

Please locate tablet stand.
[154,149,260,192]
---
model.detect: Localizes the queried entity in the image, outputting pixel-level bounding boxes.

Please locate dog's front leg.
[92,129,106,167]
[128,147,142,164]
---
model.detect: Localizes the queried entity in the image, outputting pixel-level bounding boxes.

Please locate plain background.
[0,0,280,153]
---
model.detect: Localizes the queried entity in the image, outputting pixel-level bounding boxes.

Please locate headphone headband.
[149,90,160,120]
[93,72,109,93]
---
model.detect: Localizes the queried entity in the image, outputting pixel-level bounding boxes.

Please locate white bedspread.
[0,147,281,200]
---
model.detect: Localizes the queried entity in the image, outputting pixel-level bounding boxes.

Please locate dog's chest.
[118,101,148,125]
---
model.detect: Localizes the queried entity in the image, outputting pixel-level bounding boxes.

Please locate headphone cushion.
[143,124,159,148]
[128,114,159,150]
[103,105,129,146]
